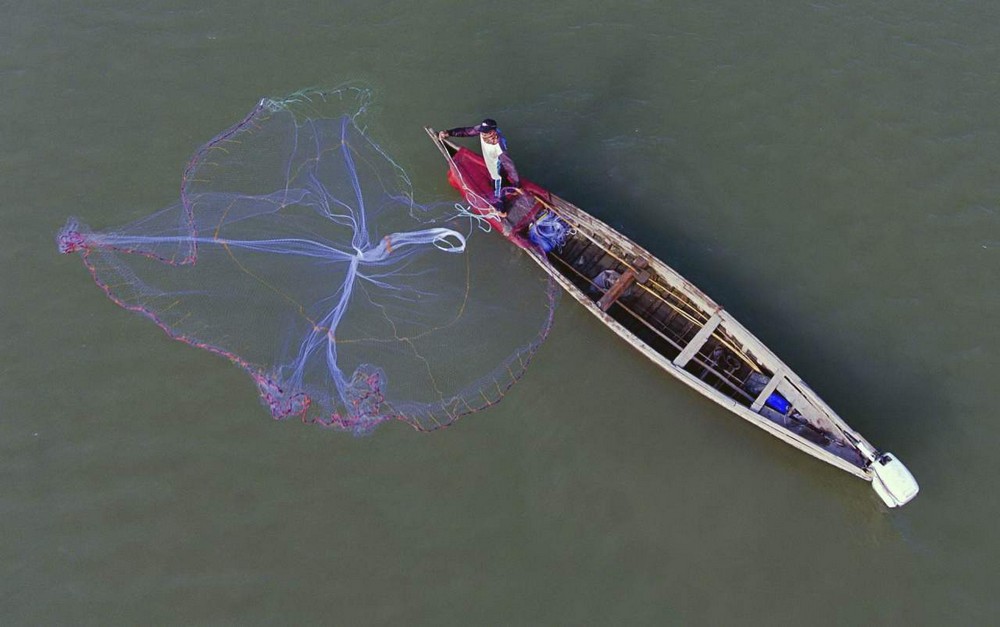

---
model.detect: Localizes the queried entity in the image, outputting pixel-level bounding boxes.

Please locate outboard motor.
[869,453,920,508]
[843,431,919,508]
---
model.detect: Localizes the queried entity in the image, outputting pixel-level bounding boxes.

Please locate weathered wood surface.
[673,312,722,368]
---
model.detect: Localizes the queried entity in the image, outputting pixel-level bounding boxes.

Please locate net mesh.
[58,87,557,434]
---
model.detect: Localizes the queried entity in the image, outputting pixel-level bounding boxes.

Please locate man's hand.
[437,130,448,140]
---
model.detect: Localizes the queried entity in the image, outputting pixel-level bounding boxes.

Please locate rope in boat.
[548,251,757,394]
[531,194,707,325]
[532,196,704,313]
[530,193,762,373]
[452,202,501,233]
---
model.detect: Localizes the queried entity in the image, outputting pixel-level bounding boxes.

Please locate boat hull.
[426,127,918,507]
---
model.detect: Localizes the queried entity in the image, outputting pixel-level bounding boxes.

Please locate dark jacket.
[444,126,520,186]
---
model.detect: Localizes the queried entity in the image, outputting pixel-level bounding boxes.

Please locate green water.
[5,1,999,623]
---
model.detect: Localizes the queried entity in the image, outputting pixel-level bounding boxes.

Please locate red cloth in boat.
[446,147,550,250]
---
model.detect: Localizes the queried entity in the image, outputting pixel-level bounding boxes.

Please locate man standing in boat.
[438,119,520,200]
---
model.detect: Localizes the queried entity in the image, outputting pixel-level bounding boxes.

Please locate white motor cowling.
[870,453,919,508]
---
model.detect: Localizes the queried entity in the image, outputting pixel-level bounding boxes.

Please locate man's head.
[475,119,498,133]
[476,119,500,144]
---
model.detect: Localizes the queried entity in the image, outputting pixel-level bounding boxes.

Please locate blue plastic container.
[765,393,791,414]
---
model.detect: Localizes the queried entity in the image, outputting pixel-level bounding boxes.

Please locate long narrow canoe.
[426,127,918,508]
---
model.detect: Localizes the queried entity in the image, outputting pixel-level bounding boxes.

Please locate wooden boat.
[426,127,918,508]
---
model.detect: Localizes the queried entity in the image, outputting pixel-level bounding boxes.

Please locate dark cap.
[475,119,498,133]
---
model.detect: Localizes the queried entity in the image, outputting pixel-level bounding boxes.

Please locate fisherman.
[438,119,520,200]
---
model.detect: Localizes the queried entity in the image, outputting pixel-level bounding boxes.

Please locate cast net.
[57,87,557,434]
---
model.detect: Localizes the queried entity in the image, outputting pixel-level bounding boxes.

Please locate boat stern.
[869,453,919,508]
